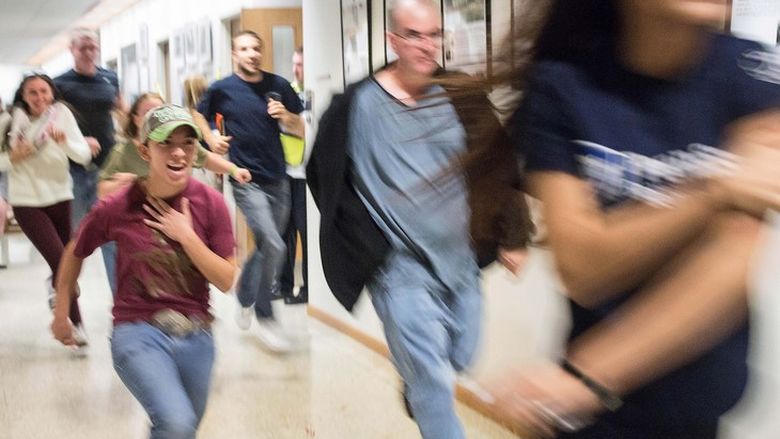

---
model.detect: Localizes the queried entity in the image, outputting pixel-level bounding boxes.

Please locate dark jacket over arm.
[307,73,533,312]
[306,81,391,311]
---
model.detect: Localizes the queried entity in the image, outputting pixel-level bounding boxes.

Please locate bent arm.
[202,151,234,174]
[51,242,85,345]
[59,106,91,165]
[528,171,720,307]
[567,213,758,396]
[53,242,84,315]
[178,229,236,293]
[280,112,305,138]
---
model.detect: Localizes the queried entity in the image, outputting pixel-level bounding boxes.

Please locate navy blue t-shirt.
[197,73,303,182]
[514,34,780,431]
[54,67,119,167]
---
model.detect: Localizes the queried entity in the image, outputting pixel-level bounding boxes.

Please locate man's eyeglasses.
[393,29,444,45]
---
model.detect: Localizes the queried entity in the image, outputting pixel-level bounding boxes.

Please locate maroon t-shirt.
[73,178,235,324]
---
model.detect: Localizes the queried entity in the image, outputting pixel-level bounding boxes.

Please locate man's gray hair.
[70,27,99,46]
[387,0,439,32]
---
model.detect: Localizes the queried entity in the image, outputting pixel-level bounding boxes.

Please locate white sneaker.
[255,319,292,353]
[70,324,89,358]
[235,303,253,330]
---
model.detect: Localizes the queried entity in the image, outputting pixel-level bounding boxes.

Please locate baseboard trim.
[307,304,529,437]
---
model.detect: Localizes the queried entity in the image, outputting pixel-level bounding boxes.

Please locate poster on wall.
[731,0,780,45]
[120,43,140,103]
[170,20,214,105]
[341,0,371,86]
[442,0,488,74]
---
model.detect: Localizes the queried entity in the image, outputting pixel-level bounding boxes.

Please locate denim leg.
[111,323,214,439]
[369,262,467,439]
[231,180,290,319]
[100,241,118,296]
[175,330,215,422]
[69,165,98,231]
[448,275,482,373]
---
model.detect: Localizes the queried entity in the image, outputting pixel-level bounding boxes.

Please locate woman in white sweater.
[0,73,91,350]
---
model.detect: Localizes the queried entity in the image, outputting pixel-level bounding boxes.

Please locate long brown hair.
[12,73,65,115]
[183,75,208,110]
[124,92,165,140]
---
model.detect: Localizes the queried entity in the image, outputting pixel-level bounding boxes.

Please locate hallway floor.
[0,234,519,439]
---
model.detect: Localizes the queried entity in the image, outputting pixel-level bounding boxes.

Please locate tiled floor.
[0,233,520,439]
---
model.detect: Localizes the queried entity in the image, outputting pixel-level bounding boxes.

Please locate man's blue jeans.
[232,179,290,319]
[69,164,98,230]
[111,322,214,439]
[368,252,482,439]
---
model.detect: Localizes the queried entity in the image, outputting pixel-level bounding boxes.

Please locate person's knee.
[153,410,198,439]
[264,235,286,260]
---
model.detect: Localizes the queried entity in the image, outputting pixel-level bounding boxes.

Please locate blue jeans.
[70,164,98,230]
[232,179,290,319]
[368,252,481,439]
[101,241,118,295]
[111,322,215,439]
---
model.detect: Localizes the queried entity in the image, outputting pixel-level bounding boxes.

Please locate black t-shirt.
[514,34,780,430]
[197,73,304,182]
[54,67,119,167]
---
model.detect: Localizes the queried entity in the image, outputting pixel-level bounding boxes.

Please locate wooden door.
[240,8,303,77]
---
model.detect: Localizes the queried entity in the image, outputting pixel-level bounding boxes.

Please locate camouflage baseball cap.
[141,104,202,143]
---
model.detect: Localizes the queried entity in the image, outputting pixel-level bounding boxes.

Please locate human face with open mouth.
[141,125,198,193]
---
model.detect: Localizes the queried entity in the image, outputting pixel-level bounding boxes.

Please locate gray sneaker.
[46,275,55,311]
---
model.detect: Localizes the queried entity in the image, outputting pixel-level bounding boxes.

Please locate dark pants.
[13,200,82,325]
[280,176,308,303]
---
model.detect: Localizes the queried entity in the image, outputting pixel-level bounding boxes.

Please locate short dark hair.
[232,30,263,50]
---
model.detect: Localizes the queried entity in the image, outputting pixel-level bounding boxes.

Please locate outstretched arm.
[50,242,84,346]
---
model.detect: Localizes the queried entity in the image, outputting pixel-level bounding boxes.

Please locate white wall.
[0,64,31,105]
[730,0,780,45]
[39,0,300,105]
[722,7,780,439]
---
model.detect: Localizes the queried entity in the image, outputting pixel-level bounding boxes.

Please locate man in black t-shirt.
[54,27,123,229]
[193,30,304,353]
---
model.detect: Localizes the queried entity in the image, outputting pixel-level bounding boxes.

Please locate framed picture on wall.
[120,43,140,103]
[341,0,372,87]
[442,0,489,75]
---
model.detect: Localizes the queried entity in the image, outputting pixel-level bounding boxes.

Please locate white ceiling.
[0,0,98,65]
[0,0,141,66]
